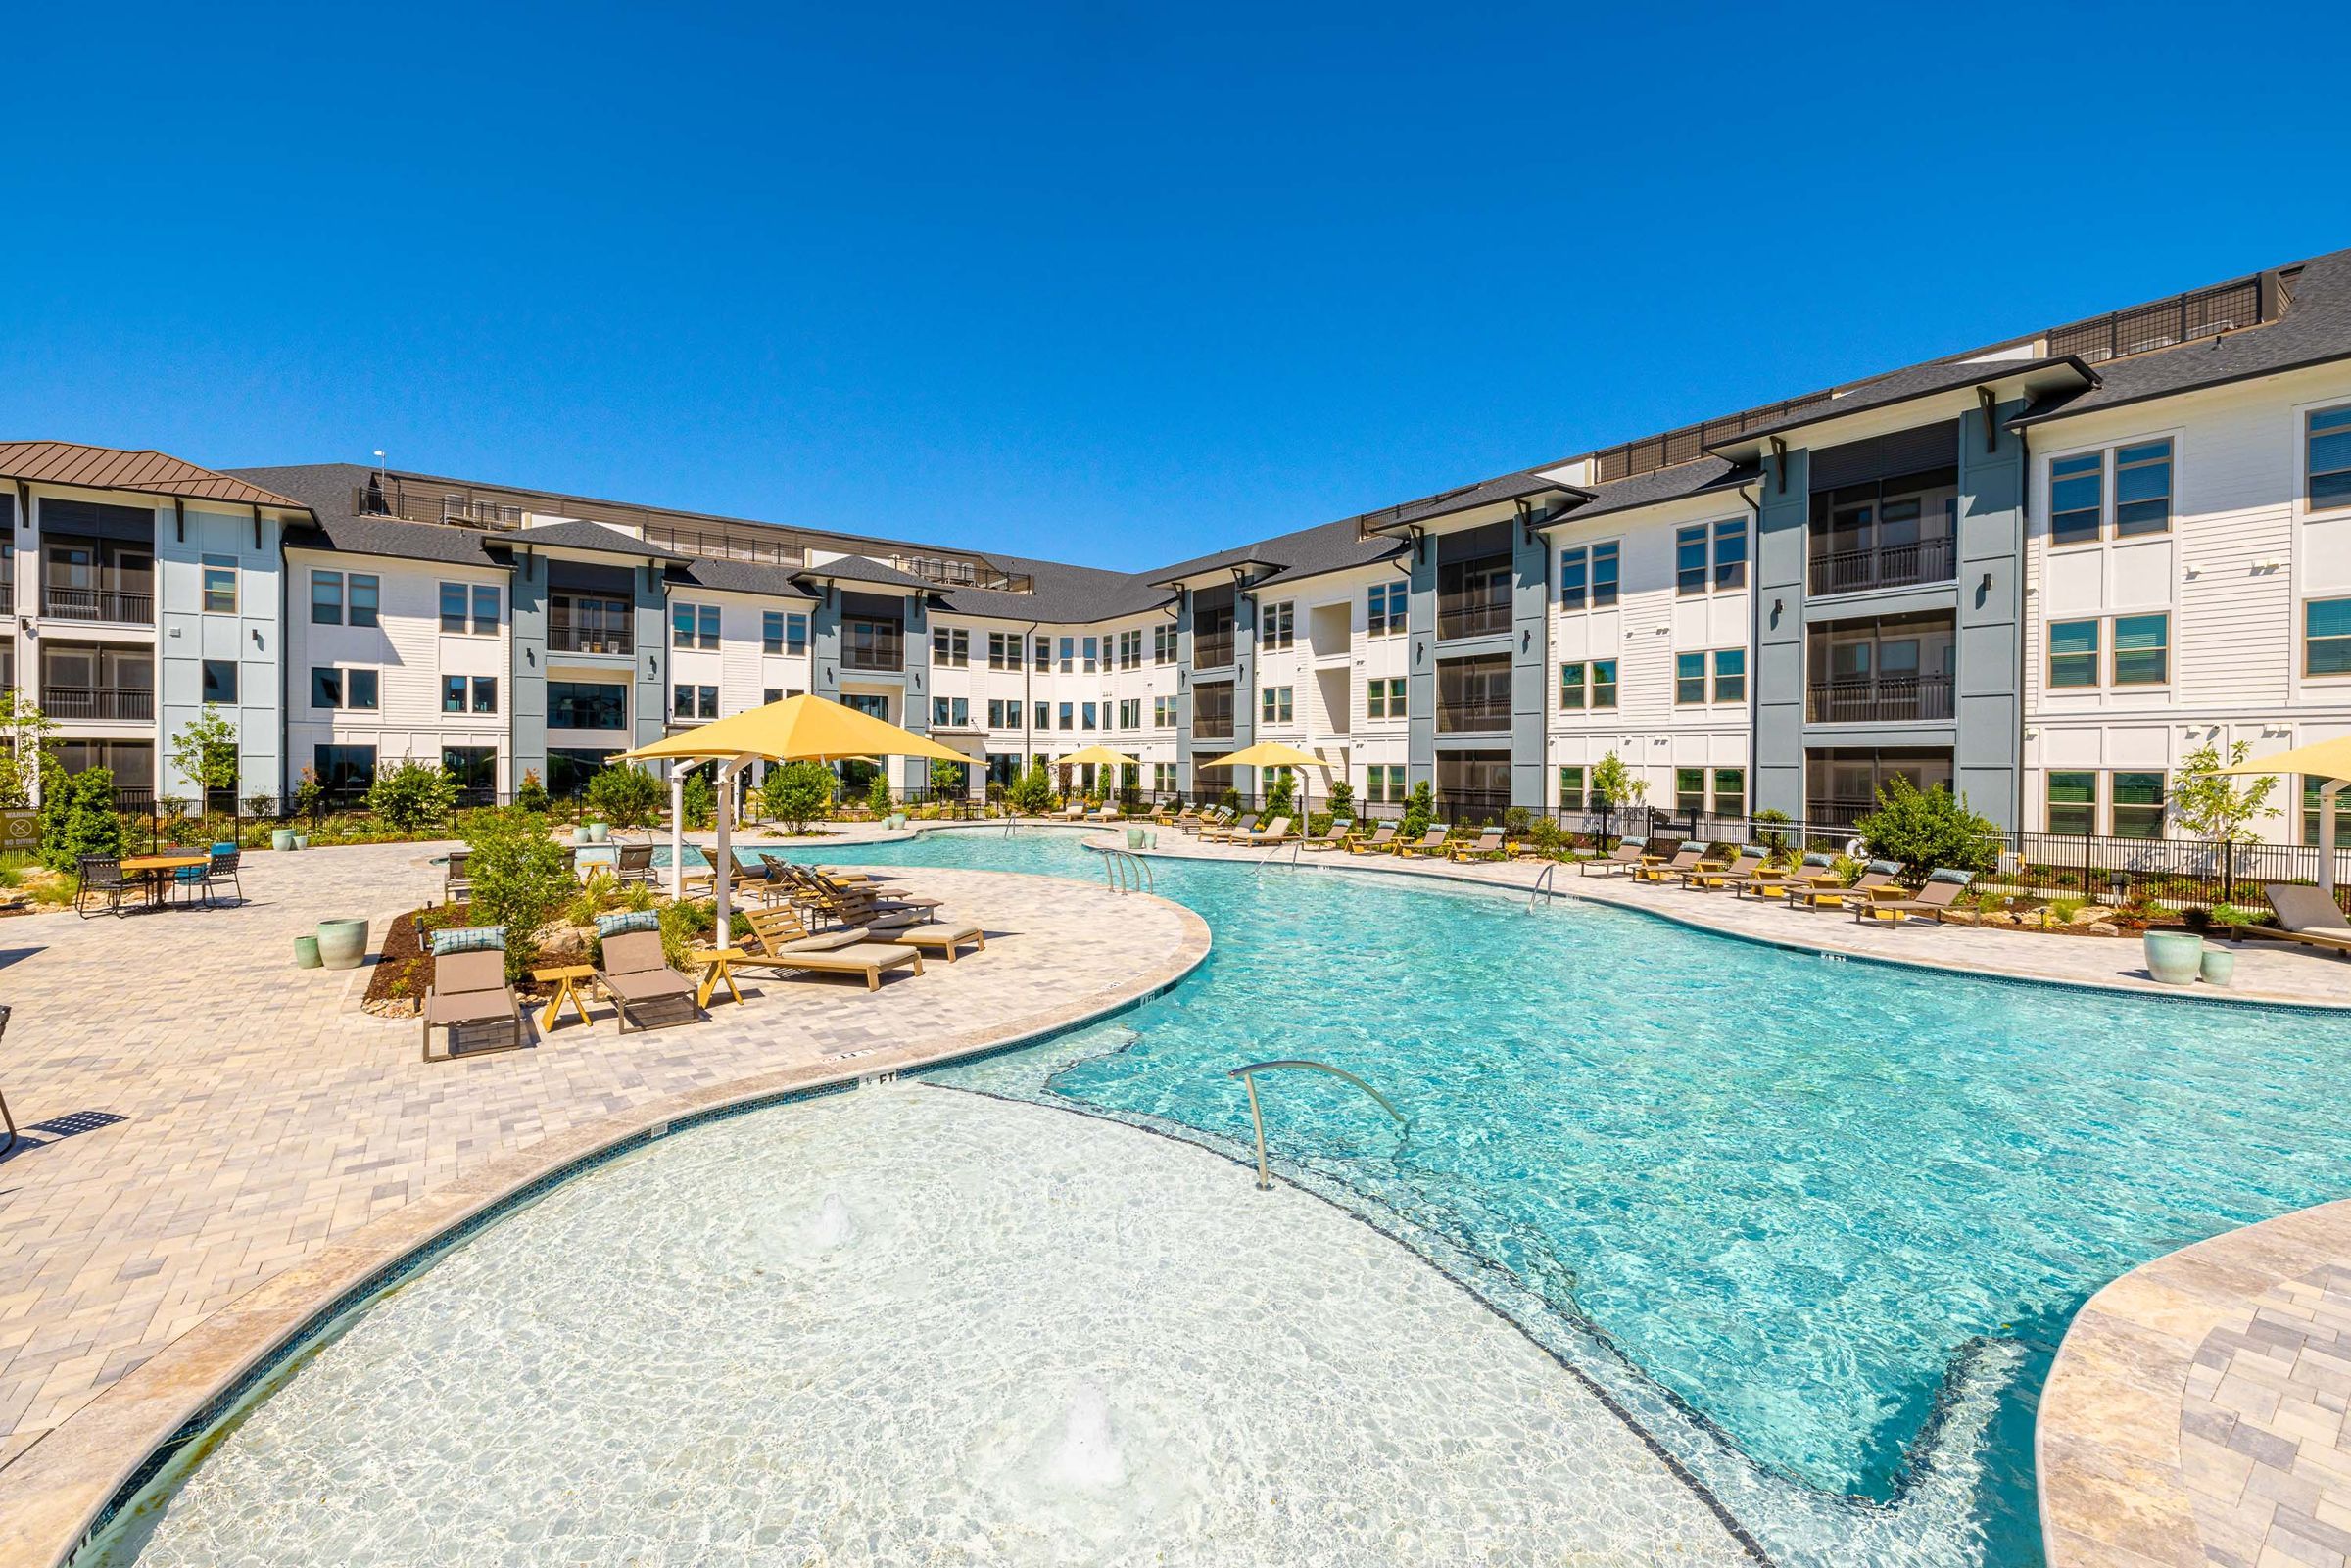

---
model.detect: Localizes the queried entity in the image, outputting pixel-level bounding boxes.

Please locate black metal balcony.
[45,685,154,721]
[1436,599,1511,641]
[1805,674,1954,725]
[1807,537,1956,596]
[548,625,634,655]
[43,587,153,624]
[1434,701,1511,734]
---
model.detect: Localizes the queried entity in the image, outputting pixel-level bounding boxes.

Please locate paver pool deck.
[7,818,2351,1566]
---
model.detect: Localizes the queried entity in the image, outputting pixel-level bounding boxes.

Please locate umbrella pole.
[2327,782,2344,900]
[667,762,694,900]
[713,755,751,937]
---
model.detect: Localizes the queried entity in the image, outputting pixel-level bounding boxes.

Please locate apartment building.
[10,244,2350,843]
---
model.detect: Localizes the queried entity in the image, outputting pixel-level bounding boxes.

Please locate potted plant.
[314,917,370,971]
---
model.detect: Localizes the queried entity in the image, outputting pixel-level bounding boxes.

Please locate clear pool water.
[746,827,2351,1567]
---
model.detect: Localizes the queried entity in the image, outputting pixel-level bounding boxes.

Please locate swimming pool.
[91,828,2351,1567]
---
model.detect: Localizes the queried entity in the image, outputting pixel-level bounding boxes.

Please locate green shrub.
[367,760,458,833]
[462,808,576,978]
[864,771,892,816]
[42,767,122,873]
[567,869,619,928]
[760,761,836,833]
[1264,775,1296,821]
[1853,777,1998,881]
[1324,780,1354,818]
[2209,902,2265,929]
[584,764,663,831]
[681,769,716,831]
[515,769,551,814]
[1754,807,1792,857]
[1400,780,1436,840]
[1218,785,1243,815]
[292,767,327,826]
[1006,761,1056,817]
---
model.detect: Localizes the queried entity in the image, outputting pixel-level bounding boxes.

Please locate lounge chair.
[443,848,473,905]
[1447,828,1507,862]
[1851,870,1972,924]
[1303,818,1355,851]
[1632,845,1703,884]
[1059,802,1087,821]
[1347,823,1401,855]
[1786,859,1901,911]
[744,907,927,988]
[1684,845,1769,891]
[614,843,657,889]
[1088,804,1120,822]
[1578,841,1646,877]
[593,929,702,1032]
[2245,885,2351,957]
[1733,850,1839,900]
[421,948,526,1062]
[1203,813,1262,844]
[1248,816,1295,849]
[1176,807,1221,835]
[1396,824,1454,858]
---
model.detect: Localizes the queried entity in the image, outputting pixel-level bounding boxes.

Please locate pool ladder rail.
[1100,847,1154,894]
[1529,861,1560,911]
[1226,1060,1408,1193]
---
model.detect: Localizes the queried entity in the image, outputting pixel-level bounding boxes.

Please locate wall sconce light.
[649,655,659,679]
[1977,573,1992,594]
[526,647,535,667]
[1771,598,1784,617]
[1520,628,1531,653]
[251,627,263,646]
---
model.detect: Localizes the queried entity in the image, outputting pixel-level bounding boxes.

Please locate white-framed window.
[441,582,498,636]
[2307,597,2351,677]
[672,684,719,720]
[1261,686,1294,724]
[1364,764,1405,804]
[1675,522,1747,595]
[1559,660,1617,710]
[1712,767,1745,818]
[763,610,809,655]
[987,631,1016,669]
[1153,695,1176,727]
[1154,624,1178,664]
[931,696,970,727]
[309,569,380,628]
[1034,636,1052,672]
[672,602,720,650]
[1559,541,1620,610]
[1558,765,1586,809]
[2049,439,2173,545]
[1118,697,1142,728]
[1262,600,1295,650]
[2311,404,2351,514]
[1082,636,1098,673]
[932,626,969,667]
[1153,762,1176,793]
[1366,677,1405,720]
[311,666,379,711]
[442,675,497,714]
[201,555,238,614]
[1367,581,1408,636]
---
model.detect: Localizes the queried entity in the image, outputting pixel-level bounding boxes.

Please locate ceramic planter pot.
[271,827,296,852]
[1127,828,1147,850]
[585,821,610,844]
[2143,929,2204,986]
[2200,945,2237,987]
[291,834,310,851]
[293,935,321,969]
[315,918,370,971]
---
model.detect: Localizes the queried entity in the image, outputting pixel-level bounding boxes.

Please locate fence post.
[2082,826,2093,900]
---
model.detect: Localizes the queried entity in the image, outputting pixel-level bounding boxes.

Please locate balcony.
[1435,701,1511,734]
[549,594,634,655]
[1804,673,1954,725]
[1808,536,1956,596]
[549,624,633,655]
[44,685,154,722]
[1437,598,1511,641]
[842,620,904,673]
[1437,559,1511,641]
[43,587,153,624]
[1194,631,1235,670]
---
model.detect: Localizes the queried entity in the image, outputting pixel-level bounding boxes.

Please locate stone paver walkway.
[0,832,1201,1545]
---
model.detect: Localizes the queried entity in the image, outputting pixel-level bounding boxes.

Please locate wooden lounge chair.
[1851,871,1972,924]
[421,948,526,1062]
[2245,884,2351,957]
[1684,845,1769,891]
[593,929,702,1032]
[1396,824,1454,858]
[744,907,926,988]
[1088,804,1120,822]
[1058,802,1087,821]
[1578,841,1646,877]
[1632,845,1704,884]
[1177,807,1222,835]
[1347,822,1401,855]
[1247,815,1294,848]
[1302,817,1355,851]
[1787,859,1901,910]
[1447,828,1507,863]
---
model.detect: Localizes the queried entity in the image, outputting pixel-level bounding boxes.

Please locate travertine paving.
[0,832,1200,1492]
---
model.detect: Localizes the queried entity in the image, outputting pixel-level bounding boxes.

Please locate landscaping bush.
[760,761,836,833]
[515,769,551,814]
[1263,775,1296,821]
[584,764,663,831]
[681,769,716,831]
[292,767,327,827]
[864,771,892,816]
[462,808,576,978]
[1324,780,1354,819]
[1400,780,1436,840]
[367,759,459,833]
[1853,777,1999,881]
[1006,761,1056,817]
[1753,807,1792,857]
[1218,785,1242,815]
[41,766,122,873]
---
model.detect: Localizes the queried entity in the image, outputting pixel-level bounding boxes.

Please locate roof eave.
[1703,358,2100,459]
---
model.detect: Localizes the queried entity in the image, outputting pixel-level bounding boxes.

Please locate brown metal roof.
[0,441,309,510]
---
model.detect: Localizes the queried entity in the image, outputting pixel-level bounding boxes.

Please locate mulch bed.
[361,906,453,1017]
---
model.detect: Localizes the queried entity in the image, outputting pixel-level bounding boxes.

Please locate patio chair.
[1631,845,1703,884]
[74,856,128,919]
[198,846,245,908]
[1202,812,1262,844]
[614,843,657,889]
[1246,815,1294,848]
[743,906,925,989]
[1851,870,1973,924]
[1346,823,1402,855]
[0,1004,16,1157]
[443,849,473,905]
[1787,859,1902,911]
[1396,825,1454,858]
[1447,828,1507,863]
[1577,841,1647,877]
[421,948,527,1063]
[2245,884,2351,958]
[1059,802,1087,821]
[1303,817,1355,851]
[593,929,702,1033]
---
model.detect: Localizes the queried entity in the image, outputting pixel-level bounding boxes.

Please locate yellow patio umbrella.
[621,693,969,918]
[1056,745,1142,770]
[1195,740,1331,834]
[2222,736,2351,895]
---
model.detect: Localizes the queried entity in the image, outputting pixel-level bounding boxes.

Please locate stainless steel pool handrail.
[1255,838,1300,876]
[1529,861,1559,911]
[1099,848,1153,895]
[1225,1059,1407,1192]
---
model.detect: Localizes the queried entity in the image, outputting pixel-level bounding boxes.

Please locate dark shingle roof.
[1354,471,1587,535]
[934,553,1166,622]
[511,519,685,559]
[795,553,934,591]
[676,556,816,599]
[2014,247,2351,427]
[1549,455,1760,524]
[1704,357,2098,452]
[234,463,508,568]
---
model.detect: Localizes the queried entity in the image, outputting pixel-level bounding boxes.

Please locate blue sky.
[2,2,2344,570]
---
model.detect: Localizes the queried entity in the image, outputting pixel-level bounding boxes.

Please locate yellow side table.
[533,964,598,1032]
[691,947,751,1009]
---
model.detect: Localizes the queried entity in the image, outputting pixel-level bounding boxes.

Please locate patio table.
[119,854,211,909]
[691,947,751,1009]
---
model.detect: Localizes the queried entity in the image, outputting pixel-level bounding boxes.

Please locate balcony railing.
[1194,632,1235,670]
[548,625,634,655]
[43,587,153,624]
[1434,701,1511,734]
[1805,673,1955,725]
[1808,537,1956,596]
[1436,599,1511,641]
[842,635,904,673]
[44,685,154,721]
[1193,715,1235,741]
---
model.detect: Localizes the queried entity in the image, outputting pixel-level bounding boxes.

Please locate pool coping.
[2,875,1211,1568]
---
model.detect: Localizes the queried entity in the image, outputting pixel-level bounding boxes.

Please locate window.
[311,668,341,709]
[445,675,497,714]
[2312,404,2351,512]
[2047,771,2095,835]
[1559,662,1585,711]
[442,746,497,796]
[1364,764,1404,804]
[987,631,1014,669]
[933,627,969,667]
[349,573,378,628]
[440,582,467,634]
[1033,702,1049,731]
[443,675,467,713]
[1675,768,1705,817]
[673,684,721,720]
[348,670,378,710]
[472,586,499,636]
[2050,452,2104,546]
[1081,702,1098,731]
[1713,518,1748,590]
[764,689,784,705]
[311,570,344,625]
[786,613,808,654]
[1591,659,1617,709]
[201,556,237,614]
[2113,441,2173,536]
[2048,620,2100,688]
[1713,648,1747,703]
[672,603,720,650]
[472,676,497,714]
[444,583,499,636]
[1558,765,1586,809]
[1261,686,1294,724]
[2112,771,2166,839]
[932,696,970,727]
[2308,598,2351,676]
[1119,698,1141,728]
[1153,762,1176,793]
[549,681,629,730]
[1367,581,1408,636]
[312,744,376,795]
[1059,637,1075,673]
[2304,776,2345,846]
[1150,696,1172,726]
[1034,637,1051,672]
[1558,543,1618,609]
[201,658,237,703]
[986,699,1009,728]
[1058,702,1074,731]
[1712,767,1745,818]
[1675,652,1706,704]
[1082,636,1098,673]
[1367,677,1405,719]
[1561,661,1616,709]
[763,611,788,655]
[1155,624,1178,663]
[1262,601,1295,650]
[2112,613,2169,685]
[1676,526,1709,594]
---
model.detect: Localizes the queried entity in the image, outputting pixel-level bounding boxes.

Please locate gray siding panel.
[1753,446,1809,816]
[1951,402,2025,830]
[1406,535,1435,790]
[510,551,548,786]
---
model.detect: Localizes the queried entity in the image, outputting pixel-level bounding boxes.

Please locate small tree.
[1263,772,1296,821]
[2170,741,2279,843]
[930,758,969,802]
[1753,807,1793,858]
[1400,780,1436,839]
[367,760,459,833]
[291,766,328,828]
[760,761,835,833]
[864,771,892,816]
[167,706,240,820]
[463,808,576,978]
[584,763,662,831]
[515,769,551,814]
[0,691,57,811]
[1854,777,1999,881]
[1325,779,1354,819]
[1006,760,1056,816]
[41,766,123,873]
[1591,751,1646,811]
[681,769,716,831]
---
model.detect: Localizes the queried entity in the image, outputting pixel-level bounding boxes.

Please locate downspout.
[1738,485,1765,821]
[1021,616,1040,784]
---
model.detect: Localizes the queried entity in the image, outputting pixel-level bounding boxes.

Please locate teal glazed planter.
[271,828,296,852]
[2200,944,2237,987]
[291,834,310,851]
[585,821,610,844]
[315,918,370,972]
[2142,929,2204,986]
[293,935,322,969]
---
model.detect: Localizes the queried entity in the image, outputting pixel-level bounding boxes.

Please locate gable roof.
[1355,471,1587,536]
[1544,455,1759,525]
[2,442,308,510]
[675,556,816,599]
[795,553,934,591]
[232,463,508,568]
[511,519,684,560]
